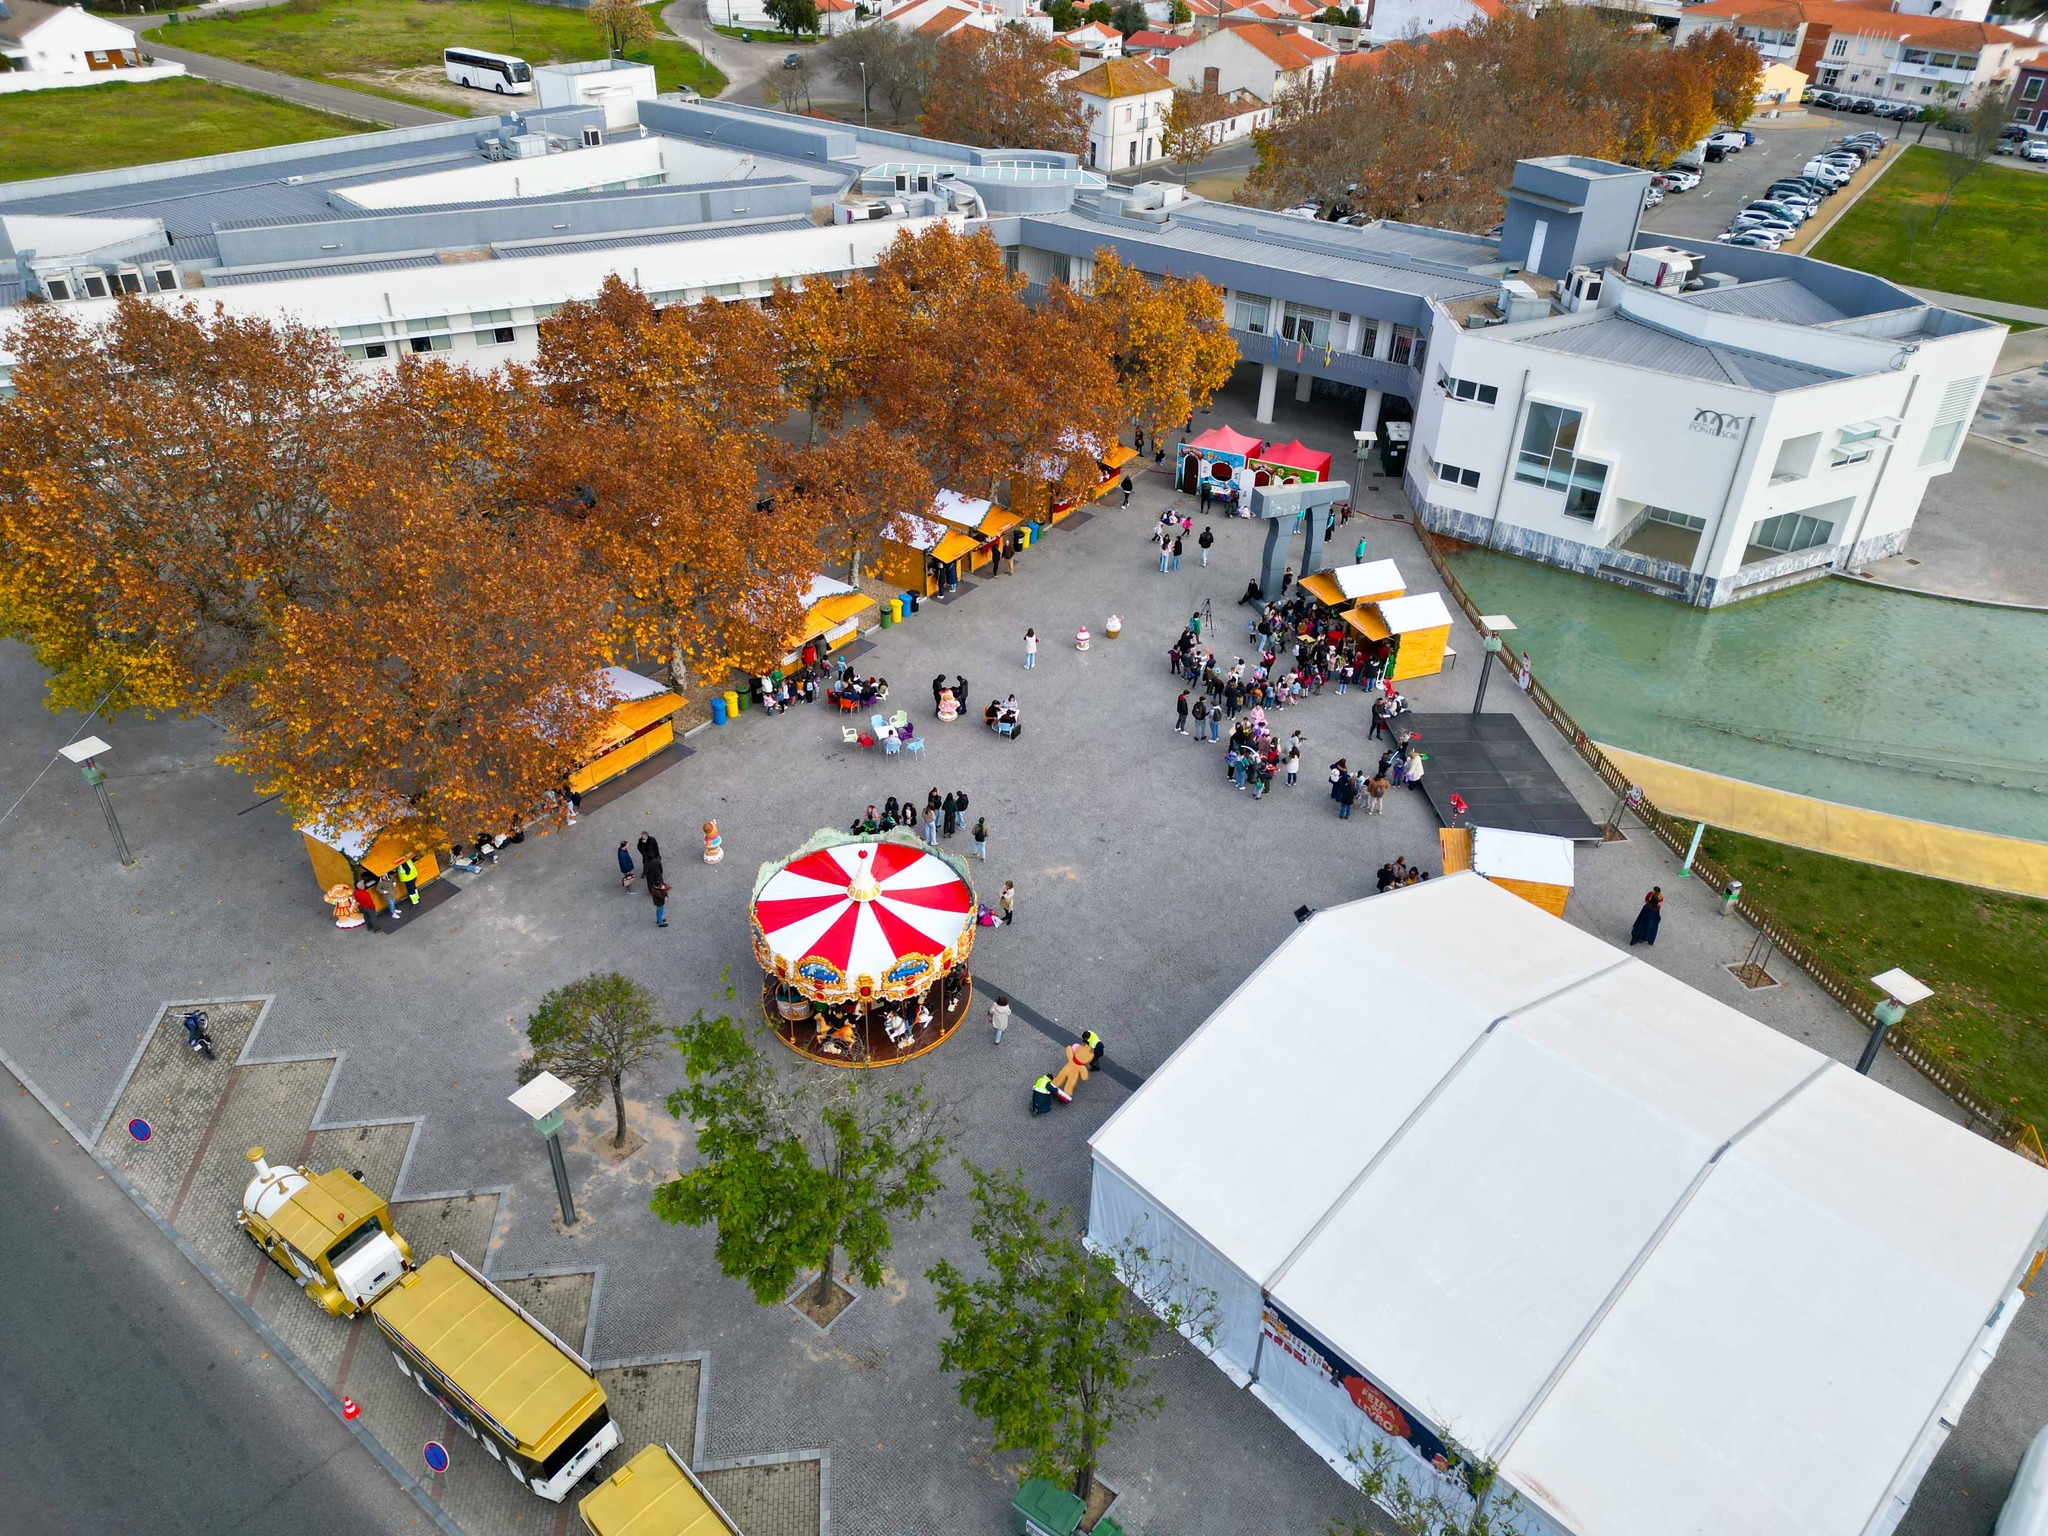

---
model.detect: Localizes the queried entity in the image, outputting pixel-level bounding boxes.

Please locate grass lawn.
[159,0,725,106]
[1700,827,2048,1129]
[1811,146,2048,311]
[0,76,354,183]
[710,23,819,43]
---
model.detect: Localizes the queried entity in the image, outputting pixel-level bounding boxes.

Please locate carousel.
[751,830,979,1066]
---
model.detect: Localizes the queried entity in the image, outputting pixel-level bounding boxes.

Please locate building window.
[115,269,143,295]
[1828,36,1846,57]
[1920,376,1979,465]
[1425,453,1481,490]
[1437,369,1498,405]
[1280,300,1331,347]
[1234,293,1271,334]
[1645,506,1706,531]
[1387,324,1420,367]
[345,342,391,361]
[2024,77,2043,101]
[409,334,450,353]
[1903,47,1928,64]
[469,308,512,331]
[336,323,385,344]
[81,270,109,299]
[152,265,179,292]
[1831,424,1883,468]
[1748,510,1835,555]
[1353,317,1378,356]
[43,275,72,301]
[407,316,449,335]
[1514,401,1607,519]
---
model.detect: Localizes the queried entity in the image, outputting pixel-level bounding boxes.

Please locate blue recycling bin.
[710,695,729,727]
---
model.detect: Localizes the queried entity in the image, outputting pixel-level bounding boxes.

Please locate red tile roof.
[1222,20,1337,70]
[1127,28,1195,48]
[1684,0,2037,49]
[1068,57,1179,97]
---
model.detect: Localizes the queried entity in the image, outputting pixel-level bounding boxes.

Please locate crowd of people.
[849,788,981,848]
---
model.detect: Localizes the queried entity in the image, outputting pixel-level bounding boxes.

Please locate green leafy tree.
[927,1164,1218,1502]
[1084,1,1113,22]
[1331,1442,1523,1536]
[652,1002,951,1310]
[1048,0,1081,30]
[765,0,822,36]
[1110,0,1147,35]
[518,973,666,1150]
[1169,0,1191,21]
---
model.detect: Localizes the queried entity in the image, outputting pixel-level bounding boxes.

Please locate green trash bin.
[1010,1479,1084,1536]
[1092,1518,1129,1536]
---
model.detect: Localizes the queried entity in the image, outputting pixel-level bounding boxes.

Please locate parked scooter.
[182,1009,215,1061]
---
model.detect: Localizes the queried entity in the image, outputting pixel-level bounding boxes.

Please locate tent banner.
[1259,1302,1462,1475]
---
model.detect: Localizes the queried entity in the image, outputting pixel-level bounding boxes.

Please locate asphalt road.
[0,1076,433,1536]
[661,0,785,105]
[118,15,456,128]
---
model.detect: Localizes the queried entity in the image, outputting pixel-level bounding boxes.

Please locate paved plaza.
[0,384,2037,1535]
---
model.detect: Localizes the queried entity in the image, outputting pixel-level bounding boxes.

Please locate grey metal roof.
[1179,207,1498,270]
[204,255,445,287]
[1682,278,1845,326]
[525,216,815,256]
[1510,314,1844,392]
[1034,207,1497,302]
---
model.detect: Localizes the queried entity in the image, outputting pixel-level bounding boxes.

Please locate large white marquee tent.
[1088,873,2048,1536]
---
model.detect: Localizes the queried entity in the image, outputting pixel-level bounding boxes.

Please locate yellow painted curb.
[1597,744,2048,901]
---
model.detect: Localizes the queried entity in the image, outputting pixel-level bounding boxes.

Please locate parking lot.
[1638,110,1911,244]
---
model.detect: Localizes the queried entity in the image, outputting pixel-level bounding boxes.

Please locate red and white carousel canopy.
[753,839,975,1000]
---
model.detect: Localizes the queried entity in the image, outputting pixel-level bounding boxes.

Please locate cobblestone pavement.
[0,384,2029,1535]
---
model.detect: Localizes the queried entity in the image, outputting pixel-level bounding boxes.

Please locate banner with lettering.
[1259,1301,1463,1475]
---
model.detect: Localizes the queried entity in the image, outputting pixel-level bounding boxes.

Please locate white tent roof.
[798,574,857,609]
[1473,825,1574,887]
[895,513,953,552]
[1092,873,2048,1536]
[1376,590,1453,634]
[1332,559,1403,599]
[931,488,994,528]
[599,664,670,702]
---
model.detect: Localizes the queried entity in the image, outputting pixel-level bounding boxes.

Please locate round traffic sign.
[424,1441,449,1474]
[127,1118,152,1142]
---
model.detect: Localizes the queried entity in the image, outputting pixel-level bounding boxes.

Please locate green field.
[160,0,725,109]
[1811,146,2048,311]
[1700,828,2048,1129]
[0,76,354,183]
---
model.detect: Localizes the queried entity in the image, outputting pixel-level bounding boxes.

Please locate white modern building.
[1164,20,1337,101]
[0,109,2001,607]
[1088,874,2048,1536]
[0,0,182,91]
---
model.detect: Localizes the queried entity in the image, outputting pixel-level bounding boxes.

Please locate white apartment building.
[1679,0,2043,105]
[1165,20,1336,102]
[1068,58,1175,170]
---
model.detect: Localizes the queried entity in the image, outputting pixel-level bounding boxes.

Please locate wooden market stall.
[1297,558,1405,615]
[570,666,684,796]
[1078,442,1139,509]
[873,512,982,597]
[930,489,1025,574]
[1350,590,1455,680]
[1249,438,1332,485]
[301,815,444,914]
[781,575,876,669]
[1439,826,1576,916]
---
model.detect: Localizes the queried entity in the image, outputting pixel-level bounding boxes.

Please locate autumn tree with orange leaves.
[1049,249,1238,446]
[773,422,934,590]
[919,28,1089,157]
[1248,9,1759,229]
[0,300,358,721]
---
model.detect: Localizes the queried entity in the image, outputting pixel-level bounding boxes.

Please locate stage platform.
[1405,712,1604,842]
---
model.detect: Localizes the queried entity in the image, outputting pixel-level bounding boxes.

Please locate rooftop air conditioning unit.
[1624,245,1695,291]
[1696,271,1739,290]
[508,134,551,159]
[1497,278,1546,323]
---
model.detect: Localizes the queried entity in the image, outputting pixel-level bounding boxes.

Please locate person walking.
[1175,691,1190,734]
[1336,771,1359,818]
[1630,887,1665,947]
[648,871,671,928]
[972,816,989,859]
[1197,525,1214,566]
[989,994,1011,1045]
[1365,771,1389,814]
[617,841,636,889]
[1120,474,1134,508]
[1023,628,1037,668]
[1170,535,1183,572]
[999,881,1016,926]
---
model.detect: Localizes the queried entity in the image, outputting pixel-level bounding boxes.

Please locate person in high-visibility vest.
[395,858,421,906]
[1081,1030,1104,1066]
[1030,1075,1055,1117]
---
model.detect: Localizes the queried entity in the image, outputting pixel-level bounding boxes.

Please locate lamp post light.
[1858,967,1933,1075]
[509,1072,580,1227]
[858,60,868,129]
[1470,615,1515,715]
[59,736,134,867]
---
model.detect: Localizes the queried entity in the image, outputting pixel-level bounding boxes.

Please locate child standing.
[999,881,1017,926]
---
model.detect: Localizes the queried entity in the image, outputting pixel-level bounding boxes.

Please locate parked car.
[1748,197,1813,218]
[1707,131,1748,153]
[1766,181,1828,203]
[2002,123,2032,143]
[1718,230,1784,249]
[782,52,802,68]
[1803,160,1855,183]
[1994,138,2021,155]
[2026,140,2048,163]
[1658,169,1701,192]
[1643,186,1665,207]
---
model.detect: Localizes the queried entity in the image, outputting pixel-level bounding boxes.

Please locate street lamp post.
[509,1072,580,1227]
[1470,615,1515,715]
[858,60,868,129]
[60,736,134,867]
[1858,968,1933,1075]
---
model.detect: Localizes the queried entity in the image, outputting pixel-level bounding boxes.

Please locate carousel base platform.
[764,973,973,1068]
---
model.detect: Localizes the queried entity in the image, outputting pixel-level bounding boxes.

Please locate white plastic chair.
[884,734,902,755]
[841,725,861,745]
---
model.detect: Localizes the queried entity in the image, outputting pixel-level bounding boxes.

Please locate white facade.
[1164,22,1336,102]
[0,1,144,74]
[533,59,657,130]
[1408,264,2004,606]
[1070,67,1176,170]
[1364,0,1497,44]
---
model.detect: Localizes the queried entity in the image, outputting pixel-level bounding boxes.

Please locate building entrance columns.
[1248,479,1351,600]
[1256,362,1279,425]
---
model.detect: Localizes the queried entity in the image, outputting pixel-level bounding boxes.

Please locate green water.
[1444,550,2048,844]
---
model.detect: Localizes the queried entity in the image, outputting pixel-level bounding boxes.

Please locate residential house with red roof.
[1165,20,1338,101]
[1068,56,1177,168]
[1365,0,1502,46]
[1060,20,1126,57]
[1677,0,2042,107]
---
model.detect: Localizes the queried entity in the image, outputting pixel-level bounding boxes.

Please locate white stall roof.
[798,574,857,609]
[1332,559,1404,599]
[1099,873,2048,1536]
[931,488,993,527]
[1473,826,1575,888]
[1376,591,1453,634]
[895,513,952,552]
[1088,875,1619,1288]
[599,665,670,702]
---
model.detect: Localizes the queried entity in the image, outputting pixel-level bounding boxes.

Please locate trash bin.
[1092,1518,1128,1536]
[1010,1479,1084,1536]
[722,688,740,719]
[711,695,729,727]
[886,597,903,626]
[902,590,918,616]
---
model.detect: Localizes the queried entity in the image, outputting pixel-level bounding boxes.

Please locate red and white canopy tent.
[752,832,977,1006]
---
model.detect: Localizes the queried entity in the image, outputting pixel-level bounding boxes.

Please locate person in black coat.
[636,832,661,872]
